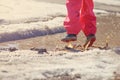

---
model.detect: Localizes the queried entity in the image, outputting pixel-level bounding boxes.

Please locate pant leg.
[80,0,96,36]
[64,0,82,35]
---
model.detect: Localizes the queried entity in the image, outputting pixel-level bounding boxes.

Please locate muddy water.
[0,14,120,50]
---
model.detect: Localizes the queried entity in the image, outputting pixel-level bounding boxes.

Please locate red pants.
[64,0,96,36]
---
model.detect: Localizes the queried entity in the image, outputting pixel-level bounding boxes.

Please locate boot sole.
[84,37,96,49]
[61,37,77,42]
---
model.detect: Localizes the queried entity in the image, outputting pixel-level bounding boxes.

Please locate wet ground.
[0,1,120,80]
[0,14,120,50]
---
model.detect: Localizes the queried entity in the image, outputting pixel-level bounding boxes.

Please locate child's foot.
[84,34,96,48]
[61,34,77,42]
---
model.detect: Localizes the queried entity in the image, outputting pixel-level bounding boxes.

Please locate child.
[61,0,96,47]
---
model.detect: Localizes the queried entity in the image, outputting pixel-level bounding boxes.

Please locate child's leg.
[80,0,96,36]
[80,0,96,47]
[64,0,82,35]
